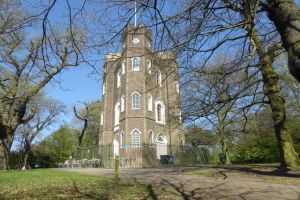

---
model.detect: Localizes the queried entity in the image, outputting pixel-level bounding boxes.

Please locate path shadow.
[211,165,300,178]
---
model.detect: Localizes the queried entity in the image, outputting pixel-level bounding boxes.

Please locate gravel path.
[56,167,300,200]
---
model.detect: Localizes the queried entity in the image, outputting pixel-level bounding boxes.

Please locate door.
[156,134,167,159]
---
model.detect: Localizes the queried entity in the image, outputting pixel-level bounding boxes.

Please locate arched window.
[100,112,103,125]
[131,129,141,147]
[114,100,120,126]
[155,99,165,124]
[148,131,154,146]
[122,60,126,75]
[121,95,125,112]
[117,69,121,88]
[156,133,167,143]
[132,57,140,71]
[147,94,153,111]
[102,83,105,95]
[146,59,151,74]
[156,71,162,86]
[132,92,140,109]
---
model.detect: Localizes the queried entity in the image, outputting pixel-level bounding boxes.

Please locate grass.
[0,169,165,199]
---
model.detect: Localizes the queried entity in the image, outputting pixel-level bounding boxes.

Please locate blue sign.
[124,144,130,149]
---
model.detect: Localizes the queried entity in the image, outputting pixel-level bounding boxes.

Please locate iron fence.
[74,144,210,168]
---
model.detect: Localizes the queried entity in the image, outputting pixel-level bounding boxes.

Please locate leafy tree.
[33,126,77,167]
[185,125,216,147]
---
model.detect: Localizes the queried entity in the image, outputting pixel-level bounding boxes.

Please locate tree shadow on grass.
[71,181,110,200]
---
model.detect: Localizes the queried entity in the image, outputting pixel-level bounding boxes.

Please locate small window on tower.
[156,71,162,86]
[132,57,140,71]
[117,69,121,88]
[122,60,126,75]
[132,92,140,109]
[146,60,151,74]
[121,95,125,112]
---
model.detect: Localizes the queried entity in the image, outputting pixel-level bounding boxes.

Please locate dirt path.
[56,166,300,200]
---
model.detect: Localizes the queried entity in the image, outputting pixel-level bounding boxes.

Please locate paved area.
[57,166,300,200]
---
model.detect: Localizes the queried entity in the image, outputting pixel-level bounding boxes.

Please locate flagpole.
[134,1,137,27]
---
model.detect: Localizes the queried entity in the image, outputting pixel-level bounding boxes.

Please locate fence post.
[114,155,119,181]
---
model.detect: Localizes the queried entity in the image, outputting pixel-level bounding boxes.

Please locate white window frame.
[146,59,151,74]
[131,129,141,148]
[132,57,140,71]
[131,92,141,109]
[147,94,153,111]
[156,70,162,86]
[102,83,105,95]
[100,112,103,125]
[155,99,165,124]
[121,95,125,112]
[117,69,121,88]
[114,100,120,126]
[122,60,126,75]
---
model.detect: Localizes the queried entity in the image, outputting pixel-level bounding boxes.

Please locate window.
[122,60,126,75]
[155,99,165,124]
[146,59,151,74]
[120,132,124,148]
[102,83,105,95]
[117,69,121,88]
[131,129,141,147]
[100,112,103,125]
[148,131,154,145]
[156,71,162,86]
[114,100,120,126]
[175,81,179,93]
[157,104,162,121]
[132,57,140,71]
[121,95,125,112]
[147,94,153,111]
[132,92,140,109]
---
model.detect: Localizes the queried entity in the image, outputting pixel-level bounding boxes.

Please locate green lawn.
[0,169,162,199]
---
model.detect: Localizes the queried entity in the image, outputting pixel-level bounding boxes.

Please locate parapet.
[105,53,121,61]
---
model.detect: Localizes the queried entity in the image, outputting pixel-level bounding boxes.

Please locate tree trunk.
[251,27,300,168]
[217,110,231,165]
[267,0,300,82]
[22,138,31,169]
[0,131,14,170]
[221,138,231,165]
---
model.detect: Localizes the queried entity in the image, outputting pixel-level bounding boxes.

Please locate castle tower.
[99,24,184,167]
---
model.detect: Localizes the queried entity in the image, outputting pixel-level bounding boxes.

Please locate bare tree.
[17,96,64,169]
[0,11,85,170]
[130,0,300,168]
[182,55,263,164]
[72,102,100,159]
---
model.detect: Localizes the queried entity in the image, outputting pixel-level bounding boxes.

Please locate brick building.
[99,23,184,167]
